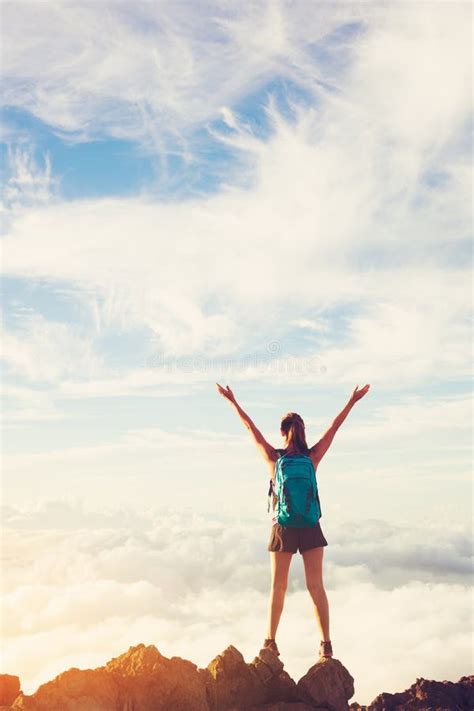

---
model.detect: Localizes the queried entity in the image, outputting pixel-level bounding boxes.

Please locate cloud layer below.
[2,500,472,705]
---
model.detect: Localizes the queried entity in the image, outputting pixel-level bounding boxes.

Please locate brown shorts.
[267,521,328,554]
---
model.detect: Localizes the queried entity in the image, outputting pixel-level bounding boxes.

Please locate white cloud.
[1,2,471,390]
[1,384,66,424]
[333,394,472,446]
[3,2,469,161]
[345,1,471,151]
[0,193,470,388]
[2,501,472,705]
[0,144,61,236]
[0,1,363,147]
[0,313,105,383]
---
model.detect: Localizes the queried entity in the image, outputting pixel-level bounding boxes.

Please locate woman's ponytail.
[280,412,309,454]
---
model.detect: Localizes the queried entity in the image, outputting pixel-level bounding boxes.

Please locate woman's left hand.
[216,383,237,404]
[351,384,370,403]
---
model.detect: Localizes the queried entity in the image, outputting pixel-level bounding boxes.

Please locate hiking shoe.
[262,638,280,656]
[319,640,333,657]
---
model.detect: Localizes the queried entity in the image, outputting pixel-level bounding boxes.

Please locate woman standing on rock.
[216,382,370,660]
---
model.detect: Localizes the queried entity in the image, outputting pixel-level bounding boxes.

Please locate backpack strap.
[267,449,285,513]
[267,479,274,512]
[305,481,313,513]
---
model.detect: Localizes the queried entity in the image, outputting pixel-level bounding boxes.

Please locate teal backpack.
[267,449,322,527]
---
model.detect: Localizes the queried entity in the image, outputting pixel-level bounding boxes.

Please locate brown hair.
[280,412,309,455]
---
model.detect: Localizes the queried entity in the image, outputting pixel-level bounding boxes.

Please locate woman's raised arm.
[309,384,370,465]
[216,383,277,464]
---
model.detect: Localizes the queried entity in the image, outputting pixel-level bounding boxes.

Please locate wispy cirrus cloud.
[1,1,363,147]
[1,2,471,384]
[1,145,58,210]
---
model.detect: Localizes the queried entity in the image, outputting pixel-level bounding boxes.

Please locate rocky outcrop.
[5,644,209,711]
[0,643,353,711]
[349,673,474,710]
[203,644,299,709]
[0,675,20,707]
[0,643,472,710]
[297,657,354,710]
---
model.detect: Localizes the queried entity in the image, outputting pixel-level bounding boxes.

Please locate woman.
[216,381,370,660]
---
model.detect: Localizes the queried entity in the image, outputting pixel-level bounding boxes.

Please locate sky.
[0,0,472,706]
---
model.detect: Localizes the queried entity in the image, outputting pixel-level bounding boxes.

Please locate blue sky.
[1,1,472,705]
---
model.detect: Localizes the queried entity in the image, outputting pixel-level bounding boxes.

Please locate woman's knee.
[306,579,325,596]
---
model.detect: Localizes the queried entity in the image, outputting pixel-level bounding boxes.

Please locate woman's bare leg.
[301,547,330,641]
[266,551,293,638]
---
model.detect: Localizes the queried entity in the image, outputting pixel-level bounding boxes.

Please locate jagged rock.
[296,656,355,710]
[256,649,285,675]
[349,673,474,710]
[3,643,473,711]
[0,676,20,706]
[6,643,298,711]
[10,643,208,711]
[106,643,209,710]
[206,644,260,708]
[205,644,298,710]
[250,648,298,705]
[10,667,121,710]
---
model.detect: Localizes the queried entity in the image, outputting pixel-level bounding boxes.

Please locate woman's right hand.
[216,383,237,404]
